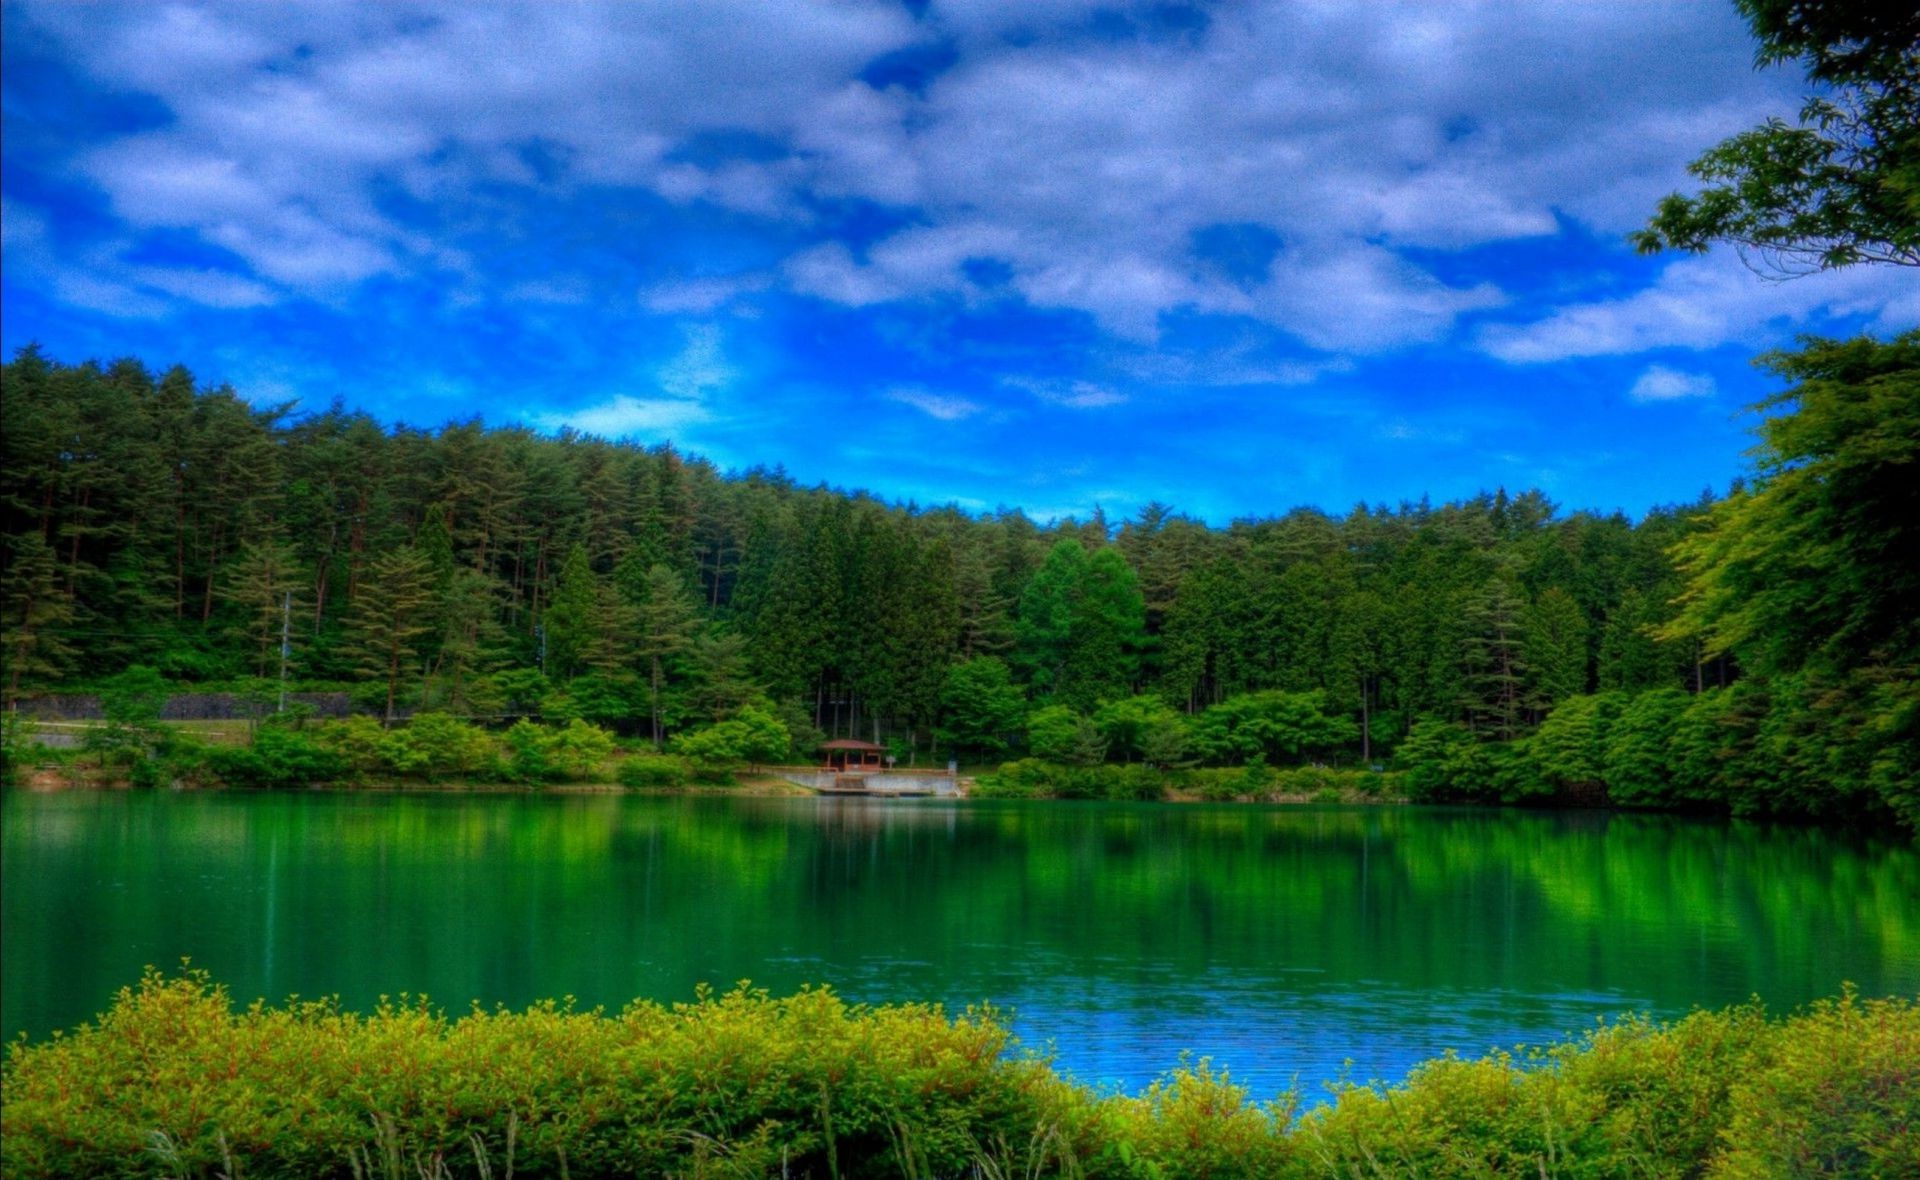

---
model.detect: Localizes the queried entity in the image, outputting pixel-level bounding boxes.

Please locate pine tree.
[1525,585,1590,710]
[629,561,700,746]
[1014,539,1087,699]
[341,547,436,723]
[1061,546,1145,708]
[1459,576,1530,741]
[542,543,600,681]
[221,539,305,678]
[3,532,77,703]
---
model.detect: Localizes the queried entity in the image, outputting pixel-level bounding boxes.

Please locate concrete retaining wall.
[768,768,960,796]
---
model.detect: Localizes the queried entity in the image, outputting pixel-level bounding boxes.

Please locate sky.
[3,1,1915,524]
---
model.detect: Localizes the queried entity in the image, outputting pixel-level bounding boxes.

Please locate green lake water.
[4,790,1916,1099]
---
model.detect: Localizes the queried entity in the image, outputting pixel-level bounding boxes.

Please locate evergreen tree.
[1014,539,1087,699]
[221,540,305,678]
[1525,586,1589,709]
[341,547,436,723]
[1458,577,1530,741]
[629,561,700,746]
[1061,547,1146,709]
[2,532,76,702]
[542,543,600,681]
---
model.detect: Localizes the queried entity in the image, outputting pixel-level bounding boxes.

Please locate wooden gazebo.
[819,738,885,772]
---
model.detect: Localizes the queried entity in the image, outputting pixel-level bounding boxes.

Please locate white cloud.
[886,386,981,420]
[1480,254,1920,363]
[127,265,276,309]
[640,273,771,315]
[656,323,736,400]
[20,0,1905,359]
[1629,365,1716,403]
[541,394,711,438]
[531,322,733,438]
[1002,376,1127,408]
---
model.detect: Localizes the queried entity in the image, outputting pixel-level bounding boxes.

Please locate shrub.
[615,753,693,789]
[542,718,614,782]
[389,712,500,781]
[501,718,554,783]
[672,706,791,773]
[1103,763,1164,802]
[205,729,346,789]
[316,715,391,777]
[4,974,1910,1180]
[1712,990,1920,1178]
[1185,767,1246,801]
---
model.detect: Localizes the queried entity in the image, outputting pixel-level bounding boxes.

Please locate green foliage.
[542,717,615,781]
[1664,334,1920,679]
[4,340,1916,829]
[1014,541,1146,708]
[614,752,694,789]
[4,972,1913,1180]
[501,718,555,783]
[339,548,437,724]
[1711,988,1920,1178]
[1531,691,1623,786]
[975,759,1164,802]
[1632,2,1919,272]
[937,656,1027,757]
[1025,704,1106,766]
[1602,688,1691,806]
[205,728,348,790]
[555,672,643,729]
[84,664,170,767]
[387,712,500,781]
[1395,718,1495,803]
[1190,691,1358,767]
[1091,694,1183,763]
[672,704,791,771]
[1524,585,1589,707]
[487,667,551,717]
[2,531,76,701]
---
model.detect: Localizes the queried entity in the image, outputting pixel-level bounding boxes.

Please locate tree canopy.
[1633,0,1918,271]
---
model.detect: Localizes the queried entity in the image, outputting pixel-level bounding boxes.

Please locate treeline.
[2,334,1915,827]
[3,970,1914,1178]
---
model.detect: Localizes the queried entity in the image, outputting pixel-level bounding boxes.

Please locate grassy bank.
[974,759,1403,805]
[3,973,1912,1179]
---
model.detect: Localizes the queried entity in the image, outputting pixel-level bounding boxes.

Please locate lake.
[4,790,1915,1100]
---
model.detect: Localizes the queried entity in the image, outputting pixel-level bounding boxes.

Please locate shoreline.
[11,765,1424,807]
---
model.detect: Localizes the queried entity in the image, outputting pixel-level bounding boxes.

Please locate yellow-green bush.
[3,972,1914,1179]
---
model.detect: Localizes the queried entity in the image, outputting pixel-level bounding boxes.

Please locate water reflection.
[3,792,1915,1098]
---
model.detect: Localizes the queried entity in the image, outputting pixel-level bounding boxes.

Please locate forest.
[3,329,1915,828]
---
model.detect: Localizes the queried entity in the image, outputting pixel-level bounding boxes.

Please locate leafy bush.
[541,718,615,781]
[672,705,791,773]
[501,718,555,783]
[387,712,500,780]
[205,729,346,789]
[3,974,1912,1180]
[614,753,693,789]
[1104,763,1164,802]
[1394,719,1545,802]
[977,759,1165,801]
[1024,705,1106,765]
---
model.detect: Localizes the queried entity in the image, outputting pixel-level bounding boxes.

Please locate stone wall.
[12,692,354,721]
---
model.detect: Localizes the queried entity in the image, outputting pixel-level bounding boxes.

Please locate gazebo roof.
[819,739,885,752]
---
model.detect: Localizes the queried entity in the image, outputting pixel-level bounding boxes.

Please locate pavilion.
[819,738,886,773]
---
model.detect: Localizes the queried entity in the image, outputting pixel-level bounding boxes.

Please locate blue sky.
[3,1,1914,523]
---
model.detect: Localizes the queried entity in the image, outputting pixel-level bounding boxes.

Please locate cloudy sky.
[3,1,1913,521]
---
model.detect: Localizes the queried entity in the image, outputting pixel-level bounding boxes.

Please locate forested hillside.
[0,344,1707,731]
[4,335,1913,827]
